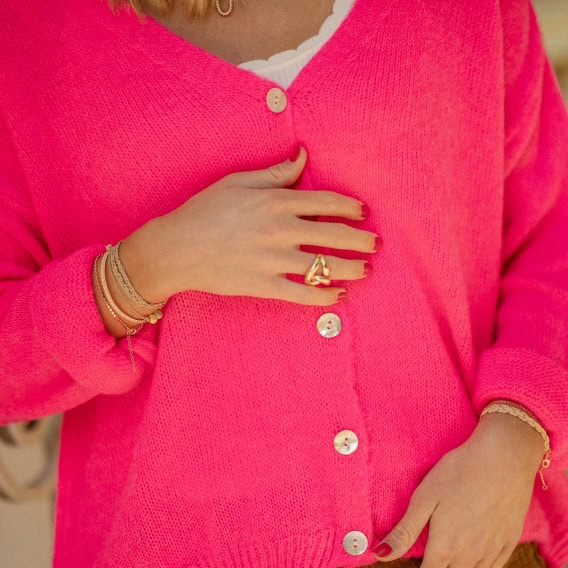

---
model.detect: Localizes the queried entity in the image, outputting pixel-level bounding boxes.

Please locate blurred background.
[1,2,567,567]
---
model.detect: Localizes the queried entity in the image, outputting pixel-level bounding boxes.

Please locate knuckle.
[269,187,289,203]
[258,220,289,242]
[254,189,278,213]
[390,522,414,548]
[332,222,348,240]
[339,259,364,280]
[269,188,296,214]
[266,163,289,185]
[319,190,339,210]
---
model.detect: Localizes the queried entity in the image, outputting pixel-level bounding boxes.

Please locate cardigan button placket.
[266,87,288,113]
[342,531,369,556]
[333,430,359,455]
[316,313,342,338]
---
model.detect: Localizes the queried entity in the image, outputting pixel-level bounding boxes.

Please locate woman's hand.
[374,413,545,568]
[119,148,378,306]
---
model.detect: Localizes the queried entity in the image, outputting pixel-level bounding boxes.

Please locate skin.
[93,2,547,565]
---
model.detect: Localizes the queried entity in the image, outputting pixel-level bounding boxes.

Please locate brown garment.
[361,542,546,568]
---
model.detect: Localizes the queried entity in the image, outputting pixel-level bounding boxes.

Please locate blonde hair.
[109,0,212,18]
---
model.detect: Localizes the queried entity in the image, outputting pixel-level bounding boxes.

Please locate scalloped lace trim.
[239,0,356,74]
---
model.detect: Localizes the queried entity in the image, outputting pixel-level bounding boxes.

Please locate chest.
[4,1,505,258]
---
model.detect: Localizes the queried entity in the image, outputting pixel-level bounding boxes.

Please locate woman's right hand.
[119,148,379,307]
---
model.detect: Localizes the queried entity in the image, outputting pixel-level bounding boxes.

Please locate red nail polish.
[361,203,370,219]
[364,262,373,276]
[337,291,348,302]
[373,238,384,253]
[374,543,392,557]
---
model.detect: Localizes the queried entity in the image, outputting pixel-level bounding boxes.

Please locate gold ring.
[304,254,331,286]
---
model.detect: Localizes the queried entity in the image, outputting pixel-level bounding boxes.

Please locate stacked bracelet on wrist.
[481,400,551,490]
[93,242,168,372]
[108,241,166,324]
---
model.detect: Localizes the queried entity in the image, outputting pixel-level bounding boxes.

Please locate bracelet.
[108,242,166,324]
[103,247,164,325]
[481,400,551,490]
[99,251,148,327]
[108,260,149,320]
[93,255,141,373]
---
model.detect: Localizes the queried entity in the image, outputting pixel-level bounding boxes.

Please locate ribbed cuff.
[473,347,568,469]
[30,245,158,395]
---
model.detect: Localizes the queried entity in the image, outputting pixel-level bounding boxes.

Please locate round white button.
[334,430,359,455]
[266,87,287,113]
[343,531,368,556]
[316,313,342,338]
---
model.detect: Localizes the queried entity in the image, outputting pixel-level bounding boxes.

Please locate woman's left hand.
[373,412,545,568]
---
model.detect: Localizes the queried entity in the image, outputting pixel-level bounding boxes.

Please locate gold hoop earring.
[215,0,234,17]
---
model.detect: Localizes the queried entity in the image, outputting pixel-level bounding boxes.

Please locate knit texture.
[0,1,567,566]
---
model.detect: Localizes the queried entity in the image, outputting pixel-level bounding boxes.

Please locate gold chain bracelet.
[481,400,551,490]
[93,255,141,373]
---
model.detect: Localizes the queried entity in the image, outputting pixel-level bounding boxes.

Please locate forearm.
[0,246,159,423]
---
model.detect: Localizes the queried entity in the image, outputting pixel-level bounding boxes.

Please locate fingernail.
[361,203,370,219]
[364,262,373,276]
[374,542,393,557]
[291,146,303,162]
[337,291,348,302]
[373,237,384,253]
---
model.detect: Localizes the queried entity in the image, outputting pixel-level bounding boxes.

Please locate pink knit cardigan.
[1,0,567,566]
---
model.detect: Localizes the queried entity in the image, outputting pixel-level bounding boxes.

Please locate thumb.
[373,489,435,562]
[238,146,307,189]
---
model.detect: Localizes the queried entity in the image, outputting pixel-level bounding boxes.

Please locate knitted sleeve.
[0,119,158,425]
[472,0,568,469]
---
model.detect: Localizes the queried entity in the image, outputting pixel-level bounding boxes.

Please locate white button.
[334,430,359,455]
[266,87,287,113]
[316,313,342,338]
[343,531,368,556]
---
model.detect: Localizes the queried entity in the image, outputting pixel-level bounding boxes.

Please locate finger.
[270,276,346,306]
[471,549,501,568]
[296,219,379,253]
[286,251,370,282]
[233,147,308,190]
[283,189,367,221]
[373,488,436,562]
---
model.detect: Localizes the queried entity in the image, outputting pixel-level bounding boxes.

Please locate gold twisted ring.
[304,254,331,286]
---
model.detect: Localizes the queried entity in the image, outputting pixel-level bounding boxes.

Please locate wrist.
[478,411,544,466]
[119,219,174,304]
[479,400,552,489]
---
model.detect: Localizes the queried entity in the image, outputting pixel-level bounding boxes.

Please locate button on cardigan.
[0,1,567,567]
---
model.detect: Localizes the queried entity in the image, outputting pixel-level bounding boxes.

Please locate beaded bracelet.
[481,400,551,490]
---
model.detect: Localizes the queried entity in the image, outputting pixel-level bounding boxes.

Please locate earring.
[215,0,234,16]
